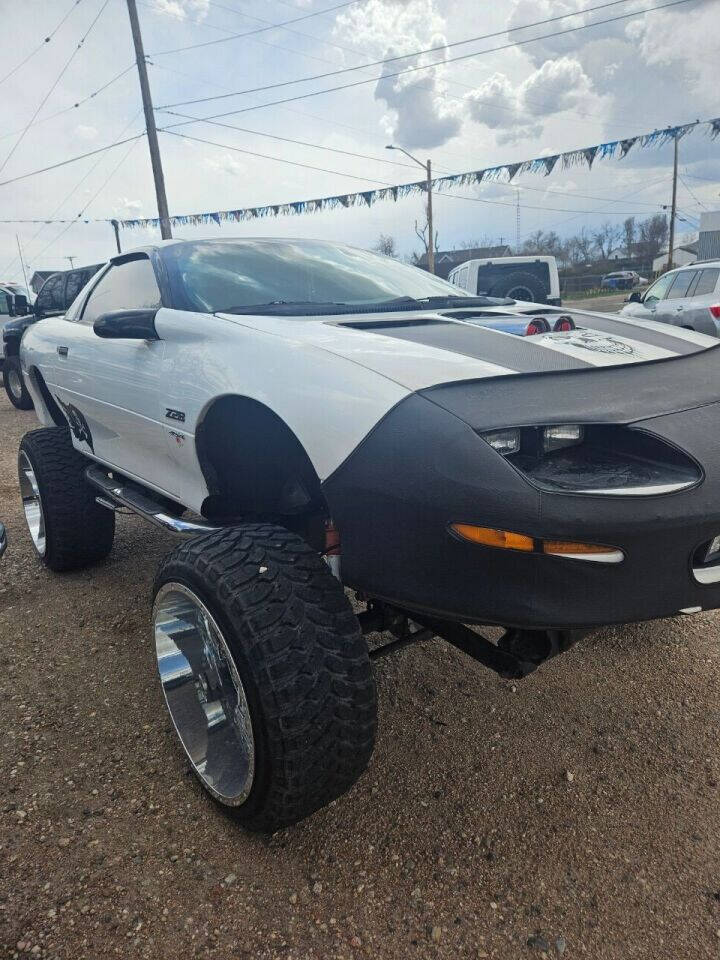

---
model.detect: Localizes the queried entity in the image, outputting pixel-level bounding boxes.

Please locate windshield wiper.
[217,301,349,316]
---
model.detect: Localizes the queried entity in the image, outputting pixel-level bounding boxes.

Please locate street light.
[386,145,435,275]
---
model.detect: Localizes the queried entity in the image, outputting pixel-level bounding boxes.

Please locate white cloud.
[467,57,592,144]
[203,152,243,177]
[151,0,209,21]
[74,124,98,141]
[334,0,462,149]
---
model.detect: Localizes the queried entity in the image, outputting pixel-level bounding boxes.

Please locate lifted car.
[16,237,720,830]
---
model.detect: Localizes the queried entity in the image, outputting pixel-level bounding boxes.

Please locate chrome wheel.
[7,366,23,400]
[153,582,255,806]
[18,450,46,556]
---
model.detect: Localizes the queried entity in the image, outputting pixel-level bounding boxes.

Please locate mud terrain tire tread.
[19,427,115,571]
[154,524,377,831]
[4,355,33,409]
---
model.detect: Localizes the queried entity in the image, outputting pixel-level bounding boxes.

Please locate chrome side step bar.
[86,464,222,538]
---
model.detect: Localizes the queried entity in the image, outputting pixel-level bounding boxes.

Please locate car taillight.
[553,315,575,332]
[709,305,720,319]
[525,318,550,336]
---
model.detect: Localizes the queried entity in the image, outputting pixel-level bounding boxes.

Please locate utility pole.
[125,0,172,239]
[386,144,435,274]
[666,135,678,272]
[515,189,521,253]
[425,158,434,275]
[110,219,122,254]
[15,234,29,293]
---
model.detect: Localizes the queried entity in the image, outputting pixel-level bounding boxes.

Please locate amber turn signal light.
[451,523,534,551]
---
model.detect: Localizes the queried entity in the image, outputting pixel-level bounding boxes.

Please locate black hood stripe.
[362,321,592,373]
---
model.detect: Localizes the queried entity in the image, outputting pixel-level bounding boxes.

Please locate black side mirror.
[627,291,642,303]
[10,293,29,317]
[93,309,159,340]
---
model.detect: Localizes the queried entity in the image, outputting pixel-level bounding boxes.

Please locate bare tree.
[413,218,439,266]
[637,214,668,261]
[592,221,622,260]
[373,233,397,258]
[622,217,636,258]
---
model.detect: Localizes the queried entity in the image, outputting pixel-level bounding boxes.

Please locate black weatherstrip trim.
[572,312,702,355]
[348,319,591,373]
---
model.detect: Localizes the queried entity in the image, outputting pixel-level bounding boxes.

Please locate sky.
[1,0,719,282]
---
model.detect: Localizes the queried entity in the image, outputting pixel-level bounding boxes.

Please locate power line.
[0,134,144,188]
[157,0,686,110]
[157,0,697,126]
[0,0,112,176]
[151,0,367,56]
[0,64,136,144]
[0,0,85,87]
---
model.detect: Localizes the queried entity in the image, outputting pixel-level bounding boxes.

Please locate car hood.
[216,306,719,392]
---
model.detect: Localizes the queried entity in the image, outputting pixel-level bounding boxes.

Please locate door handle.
[676,306,684,311]
[57,346,68,357]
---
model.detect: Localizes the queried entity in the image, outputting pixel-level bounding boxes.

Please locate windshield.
[162,239,471,313]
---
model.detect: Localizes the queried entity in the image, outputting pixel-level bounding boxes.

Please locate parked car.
[16,237,720,830]
[601,270,648,290]
[2,263,102,409]
[448,255,561,305]
[620,261,720,335]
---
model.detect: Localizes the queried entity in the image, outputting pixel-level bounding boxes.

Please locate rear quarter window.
[692,268,720,297]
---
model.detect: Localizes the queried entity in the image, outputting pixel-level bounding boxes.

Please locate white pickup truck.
[16,237,720,830]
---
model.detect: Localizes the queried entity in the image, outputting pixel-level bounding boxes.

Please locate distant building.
[417,245,512,279]
[29,270,57,294]
[652,241,698,273]
[698,211,720,260]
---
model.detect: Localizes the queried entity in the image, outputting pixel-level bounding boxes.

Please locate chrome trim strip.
[573,481,696,496]
[693,565,720,585]
[545,549,624,564]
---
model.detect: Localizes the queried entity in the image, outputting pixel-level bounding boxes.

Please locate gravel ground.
[563,294,629,313]
[1,388,720,960]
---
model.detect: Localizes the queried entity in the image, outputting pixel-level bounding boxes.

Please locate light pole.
[386,145,434,274]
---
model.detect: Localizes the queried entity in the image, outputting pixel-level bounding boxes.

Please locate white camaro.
[16,237,720,830]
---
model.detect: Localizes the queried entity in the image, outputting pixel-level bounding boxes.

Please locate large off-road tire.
[489,270,548,303]
[18,427,115,571]
[152,524,377,831]
[4,355,33,409]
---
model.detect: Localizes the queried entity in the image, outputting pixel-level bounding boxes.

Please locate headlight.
[479,424,701,496]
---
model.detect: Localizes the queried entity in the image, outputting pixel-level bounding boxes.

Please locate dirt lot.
[1,389,720,960]
[563,293,629,314]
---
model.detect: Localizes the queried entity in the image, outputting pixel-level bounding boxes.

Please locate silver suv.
[620,261,720,336]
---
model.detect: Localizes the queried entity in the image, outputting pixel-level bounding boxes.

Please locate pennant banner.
[120,118,720,231]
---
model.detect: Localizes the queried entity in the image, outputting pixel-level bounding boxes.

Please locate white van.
[448,256,561,305]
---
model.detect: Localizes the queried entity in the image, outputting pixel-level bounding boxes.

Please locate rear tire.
[152,524,377,831]
[18,427,115,571]
[490,270,548,304]
[4,356,33,409]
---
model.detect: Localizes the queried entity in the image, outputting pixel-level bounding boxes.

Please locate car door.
[659,269,699,329]
[681,267,720,335]
[622,271,675,321]
[51,254,178,495]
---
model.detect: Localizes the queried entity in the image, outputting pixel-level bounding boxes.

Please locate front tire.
[18,427,115,571]
[152,524,377,831]
[4,356,33,409]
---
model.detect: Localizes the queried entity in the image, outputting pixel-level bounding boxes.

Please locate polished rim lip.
[7,366,22,398]
[18,449,46,556]
[152,581,255,807]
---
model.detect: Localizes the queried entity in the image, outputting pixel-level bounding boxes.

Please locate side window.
[0,291,9,315]
[692,268,720,298]
[35,274,66,314]
[81,257,161,326]
[64,270,86,308]
[665,270,698,300]
[643,272,676,303]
